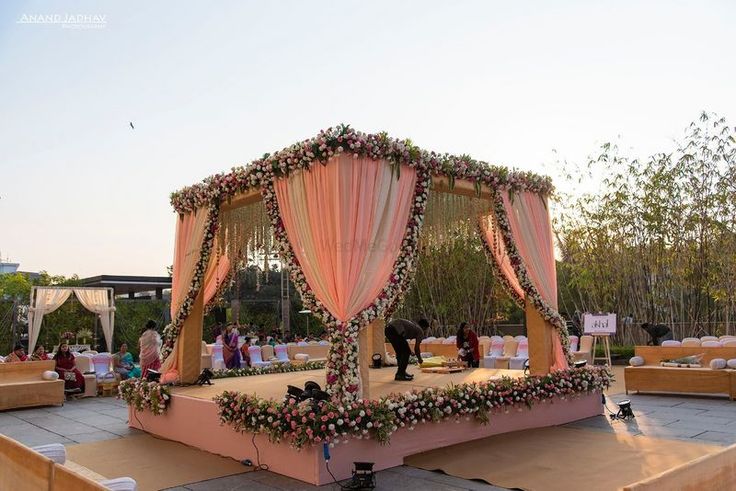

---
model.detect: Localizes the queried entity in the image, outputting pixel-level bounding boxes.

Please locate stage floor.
[174,366,523,400]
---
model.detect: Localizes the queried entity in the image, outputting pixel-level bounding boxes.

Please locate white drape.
[73,289,115,352]
[28,288,73,354]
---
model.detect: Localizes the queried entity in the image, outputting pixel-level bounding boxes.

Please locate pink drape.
[502,191,567,370]
[203,245,231,306]
[479,213,524,302]
[171,210,209,318]
[274,155,417,322]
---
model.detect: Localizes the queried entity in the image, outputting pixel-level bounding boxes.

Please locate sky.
[0,1,734,277]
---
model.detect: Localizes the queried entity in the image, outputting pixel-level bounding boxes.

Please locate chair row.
[206,342,330,370]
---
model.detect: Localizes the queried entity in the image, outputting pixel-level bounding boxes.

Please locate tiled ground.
[3,389,736,489]
[566,392,736,446]
[0,397,138,447]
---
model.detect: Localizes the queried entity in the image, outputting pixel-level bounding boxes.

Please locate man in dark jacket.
[385,318,429,381]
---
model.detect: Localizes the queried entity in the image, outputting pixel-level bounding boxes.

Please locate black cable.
[325,460,353,491]
[250,433,269,471]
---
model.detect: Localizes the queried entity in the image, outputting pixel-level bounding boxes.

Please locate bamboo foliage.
[556,112,736,344]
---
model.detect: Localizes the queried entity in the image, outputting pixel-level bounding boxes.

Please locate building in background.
[79,275,171,300]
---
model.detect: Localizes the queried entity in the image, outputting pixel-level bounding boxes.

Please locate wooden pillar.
[526,299,552,376]
[372,318,386,362]
[178,290,205,384]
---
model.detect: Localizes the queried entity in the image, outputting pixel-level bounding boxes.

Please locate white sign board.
[583,313,617,335]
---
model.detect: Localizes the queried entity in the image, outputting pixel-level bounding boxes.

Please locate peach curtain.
[170,209,209,318]
[502,191,567,370]
[479,213,524,302]
[274,155,417,322]
[203,246,231,306]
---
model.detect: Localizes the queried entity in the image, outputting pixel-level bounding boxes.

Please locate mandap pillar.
[178,289,205,384]
[357,318,386,401]
[526,299,552,376]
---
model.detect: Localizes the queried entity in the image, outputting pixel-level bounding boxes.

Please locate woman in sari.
[54,342,85,393]
[31,345,49,361]
[139,319,162,378]
[222,324,241,369]
[113,343,136,380]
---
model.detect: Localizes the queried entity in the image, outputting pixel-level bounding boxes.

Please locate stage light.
[286,385,304,400]
[616,399,635,420]
[341,461,376,490]
[574,360,587,368]
[146,370,161,382]
[196,368,214,386]
[371,353,383,369]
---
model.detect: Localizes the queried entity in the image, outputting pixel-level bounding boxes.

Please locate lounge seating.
[701,336,719,342]
[91,353,114,381]
[1,434,137,490]
[702,340,721,348]
[261,345,275,362]
[0,360,64,411]
[625,345,736,399]
[200,341,212,370]
[681,338,701,347]
[287,344,329,363]
[482,338,518,369]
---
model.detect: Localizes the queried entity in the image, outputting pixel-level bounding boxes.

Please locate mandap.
[162,125,572,403]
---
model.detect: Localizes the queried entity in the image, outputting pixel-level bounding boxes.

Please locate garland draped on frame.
[158,125,564,399]
[485,191,573,366]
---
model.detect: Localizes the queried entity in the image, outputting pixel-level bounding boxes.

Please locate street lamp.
[298,309,311,338]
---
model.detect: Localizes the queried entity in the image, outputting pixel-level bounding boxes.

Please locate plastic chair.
[701,336,719,342]
[248,345,271,368]
[74,354,98,397]
[442,336,456,345]
[514,335,527,342]
[573,335,594,364]
[297,341,309,347]
[502,335,514,342]
[92,353,113,381]
[681,338,701,347]
[568,335,579,352]
[211,343,225,370]
[261,345,275,361]
[318,340,329,346]
[32,443,66,464]
[480,338,505,368]
[424,336,437,343]
[661,340,681,347]
[509,338,529,370]
[721,340,736,347]
[274,344,290,363]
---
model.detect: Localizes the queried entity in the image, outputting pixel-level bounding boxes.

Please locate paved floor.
[3,389,736,490]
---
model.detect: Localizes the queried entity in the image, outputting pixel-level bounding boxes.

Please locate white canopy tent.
[27,286,116,354]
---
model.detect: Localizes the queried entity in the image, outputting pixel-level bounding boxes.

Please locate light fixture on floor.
[574,360,587,368]
[341,461,376,490]
[615,399,635,420]
[146,370,161,382]
[196,368,214,386]
[371,353,383,369]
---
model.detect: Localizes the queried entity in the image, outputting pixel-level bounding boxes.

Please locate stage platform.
[173,366,524,400]
[130,367,603,485]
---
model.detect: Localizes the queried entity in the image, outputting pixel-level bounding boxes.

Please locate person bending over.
[385,318,429,381]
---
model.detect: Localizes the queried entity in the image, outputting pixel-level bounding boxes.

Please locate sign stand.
[592,334,612,367]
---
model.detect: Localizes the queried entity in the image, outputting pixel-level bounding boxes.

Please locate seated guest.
[113,343,135,380]
[139,320,162,378]
[6,344,28,362]
[54,341,85,393]
[456,322,480,368]
[239,336,252,367]
[30,345,49,361]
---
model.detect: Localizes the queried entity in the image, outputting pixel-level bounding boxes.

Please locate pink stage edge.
[129,392,602,485]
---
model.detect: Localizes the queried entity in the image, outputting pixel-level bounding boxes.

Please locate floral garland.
[261,167,431,403]
[161,204,221,361]
[477,220,525,309]
[490,192,574,365]
[118,378,171,416]
[212,360,326,379]
[170,125,554,215]
[214,366,611,449]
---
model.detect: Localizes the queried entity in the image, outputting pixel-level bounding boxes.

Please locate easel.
[591,333,612,367]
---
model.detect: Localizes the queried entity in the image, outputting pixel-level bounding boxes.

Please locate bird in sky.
[129,122,135,129]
